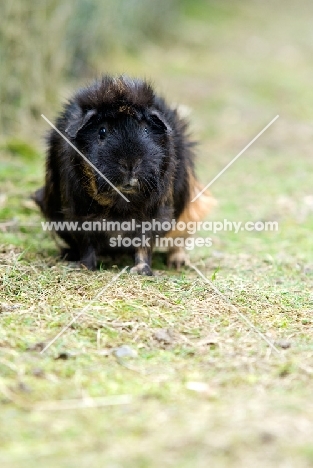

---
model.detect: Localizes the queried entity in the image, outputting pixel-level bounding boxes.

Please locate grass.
[1,1,313,467]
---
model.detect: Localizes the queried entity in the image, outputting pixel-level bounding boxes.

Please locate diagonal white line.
[40,266,129,354]
[41,114,130,203]
[190,264,281,355]
[191,115,279,202]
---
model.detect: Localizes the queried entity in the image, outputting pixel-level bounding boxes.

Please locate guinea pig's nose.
[129,178,138,187]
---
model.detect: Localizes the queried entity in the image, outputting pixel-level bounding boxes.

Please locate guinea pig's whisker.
[142,177,154,193]
[141,182,150,195]
[86,199,96,215]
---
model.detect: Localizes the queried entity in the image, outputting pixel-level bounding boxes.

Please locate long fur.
[34,75,214,274]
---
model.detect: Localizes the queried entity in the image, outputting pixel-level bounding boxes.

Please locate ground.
[0,1,313,467]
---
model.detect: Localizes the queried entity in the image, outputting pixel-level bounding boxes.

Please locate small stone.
[153,329,173,344]
[113,345,137,359]
[26,342,46,352]
[275,340,291,349]
[32,368,45,378]
[17,382,32,393]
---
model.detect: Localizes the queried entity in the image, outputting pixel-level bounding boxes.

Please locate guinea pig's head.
[63,77,175,204]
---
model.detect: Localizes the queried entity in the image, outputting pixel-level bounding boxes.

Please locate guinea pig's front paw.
[130,262,153,276]
[80,246,97,271]
[167,247,190,271]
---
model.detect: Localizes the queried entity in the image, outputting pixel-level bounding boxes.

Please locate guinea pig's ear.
[65,107,97,138]
[148,110,172,134]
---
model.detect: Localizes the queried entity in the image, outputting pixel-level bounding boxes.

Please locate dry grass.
[1,238,312,467]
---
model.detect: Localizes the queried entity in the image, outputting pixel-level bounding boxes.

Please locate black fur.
[35,75,197,275]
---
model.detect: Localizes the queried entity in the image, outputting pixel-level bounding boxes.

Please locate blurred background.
[0,0,312,257]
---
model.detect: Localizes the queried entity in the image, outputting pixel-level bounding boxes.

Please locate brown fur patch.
[166,170,216,239]
[82,163,113,206]
[118,105,135,116]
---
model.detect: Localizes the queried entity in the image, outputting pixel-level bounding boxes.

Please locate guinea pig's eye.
[140,121,149,134]
[98,127,106,141]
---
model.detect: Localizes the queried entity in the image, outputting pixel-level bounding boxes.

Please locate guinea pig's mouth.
[118,178,139,194]
[97,177,139,195]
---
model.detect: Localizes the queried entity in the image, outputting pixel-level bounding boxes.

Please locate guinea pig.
[34,75,214,275]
